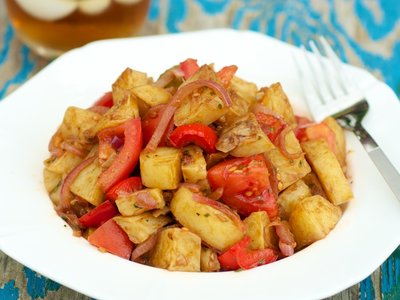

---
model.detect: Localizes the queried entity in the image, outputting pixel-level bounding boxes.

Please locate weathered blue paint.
[0,24,13,66]
[360,276,375,300]
[0,45,35,100]
[166,0,186,33]
[24,267,60,299]
[195,0,231,15]
[0,280,19,300]
[148,0,159,21]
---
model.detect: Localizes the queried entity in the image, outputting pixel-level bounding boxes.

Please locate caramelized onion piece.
[276,127,302,159]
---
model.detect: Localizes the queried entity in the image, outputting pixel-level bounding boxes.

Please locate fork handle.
[356,125,400,200]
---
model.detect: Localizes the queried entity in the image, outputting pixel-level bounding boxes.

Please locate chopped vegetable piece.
[97,118,142,192]
[79,200,118,228]
[180,58,199,80]
[105,177,143,201]
[169,123,217,153]
[88,219,133,259]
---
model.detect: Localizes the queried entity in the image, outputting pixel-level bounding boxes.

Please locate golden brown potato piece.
[216,113,275,157]
[112,67,149,104]
[174,65,228,126]
[132,85,171,107]
[70,158,103,206]
[265,131,311,191]
[150,228,201,272]
[59,106,101,144]
[170,187,244,251]
[230,76,258,103]
[43,168,61,194]
[113,212,171,244]
[200,247,220,272]
[115,188,165,216]
[140,147,182,190]
[259,83,296,126]
[44,152,83,175]
[302,172,327,198]
[244,211,277,250]
[323,117,347,172]
[302,139,353,205]
[278,179,311,219]
[289,195,342,249]
[88,94,139,137]
[181,146,207,184]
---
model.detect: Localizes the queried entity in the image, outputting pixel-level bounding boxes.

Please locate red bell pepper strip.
[79,200,118,228]
[93,91,113,108]
[180,58,199,80]
[142,104,174,147]
[105,176,143,201]
[217,65,238,87]
[218,236,278,271]
[88,219,133,259]
[97,118,142,192]
[169,123,217,153]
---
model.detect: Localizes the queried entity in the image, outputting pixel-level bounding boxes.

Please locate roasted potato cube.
[44,152,83,175]
[170,186,244,251]
[70,158,103,206]
[116,188,165,216]
[49,181,62,207]
[88,94,139,137]
[302,172,327,198]
[59,107,101,143]
[174,65,228,126]
[278,179,311,219]
[113,212,171,244]
[302,139,353,205]
[260,83,297,126]
[140,147,182,190]
[289,195,342,249]
[323,117,347,172]
[132,85,171,107]
[217,113,275,157]
[266,130,311,190]
[112,67,149,104]
[181,146,207,183]
[43,168,62,193]
[150,228,201,272]
[200,247,220,272]
[244,211,277,250]
[230,76,258,103]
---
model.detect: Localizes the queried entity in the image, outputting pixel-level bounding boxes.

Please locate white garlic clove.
[15,0,78,21]
[78,0,112,15]
[114,0,143,5]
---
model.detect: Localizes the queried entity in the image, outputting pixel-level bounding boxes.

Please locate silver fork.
[294,36,400,200]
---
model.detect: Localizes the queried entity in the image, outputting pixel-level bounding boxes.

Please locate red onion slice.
[145,79,232,152]
[131,233,158,261]
[276,127,303,159]
[59,156,96,212]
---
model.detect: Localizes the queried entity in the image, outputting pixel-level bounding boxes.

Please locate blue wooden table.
[1,1,399,299]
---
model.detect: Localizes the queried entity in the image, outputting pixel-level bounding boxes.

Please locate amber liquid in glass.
[6,0,150,58]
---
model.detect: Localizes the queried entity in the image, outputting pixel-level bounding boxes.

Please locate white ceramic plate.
[1,29,400,300]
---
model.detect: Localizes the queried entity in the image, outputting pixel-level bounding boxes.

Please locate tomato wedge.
[142,104,174,147]
[97,118,142,192]
[180,58,199,80]
[79,200,118,228]
[169,123,217,153]
[105,176,143,201]
[218,236,278,271]
[88,219,133,259]
[207,155,278,218]
[255,112,286,143]
[93,91,113,108]
[217,65,238,87]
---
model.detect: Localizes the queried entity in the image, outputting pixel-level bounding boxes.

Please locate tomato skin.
[255,112,286,142]
[216,65,238,87]
[295,121,336,154]
[207,155,278,218]
[79,200,117,228]
[105,177,143,201]
[169,123,217,153]
[88,219,133,259]
[142,105,174,147]
[218,236,278,271]
[93,92,113,108]
[180,58,199,80]
[97,118,142,192]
